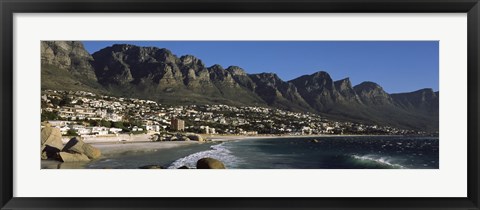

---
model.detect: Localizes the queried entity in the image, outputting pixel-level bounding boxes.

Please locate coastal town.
[39,41,440,170]
[41,89,428,140]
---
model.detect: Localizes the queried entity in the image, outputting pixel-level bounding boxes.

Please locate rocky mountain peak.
[333,77,360,103]
[207,64,237,84]
[105,44,175,63]
[354,81,392,105]
[41,41,97,80]
[393,88,438,103]
[42,41,90,68]
[91,44,183,86]
[353,81,382,92]
[290,71,334,88]
[110,44,134,51]
[307,71,334,88]
[255,72,280,80]
[226,66,248,76]
[312,71,332,79]
[334,78,352,91]
[208,64,224,70]
[417,88,435,94]
[391,88,439,120]
[180,55,205,68]
[250,73,282,87]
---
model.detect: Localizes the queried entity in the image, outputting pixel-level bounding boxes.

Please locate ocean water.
[43,136,438,169]
[168,136,439,169]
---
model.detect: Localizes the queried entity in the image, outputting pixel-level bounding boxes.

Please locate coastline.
[41,140,216,169]
[202,133,409,142]
[61,132,427,145]
[55,133,423,156]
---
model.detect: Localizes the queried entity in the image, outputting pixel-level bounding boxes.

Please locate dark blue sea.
[168,136,439,169]
[48,135,438,169]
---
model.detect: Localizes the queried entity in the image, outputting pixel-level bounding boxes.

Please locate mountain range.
[41,41,439,132]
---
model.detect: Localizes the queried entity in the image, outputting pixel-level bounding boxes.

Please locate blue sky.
[82,41,438,94]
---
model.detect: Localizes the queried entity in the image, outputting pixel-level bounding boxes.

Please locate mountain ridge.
[41,41,439,132]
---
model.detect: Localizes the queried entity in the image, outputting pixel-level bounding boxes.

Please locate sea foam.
[351,154,406,169]
[168,143,241,169]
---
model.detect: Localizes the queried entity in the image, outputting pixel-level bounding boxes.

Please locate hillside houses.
[41,90,424,136]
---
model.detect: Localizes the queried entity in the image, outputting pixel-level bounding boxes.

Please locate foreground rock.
[58,152,90,162]
[187,134,204,142]
[196,158,225,169]
[40,125,64,159]
[40,126,102,162]
[63,137,102,159]
[179,136,190,141]
[153,132,206,142]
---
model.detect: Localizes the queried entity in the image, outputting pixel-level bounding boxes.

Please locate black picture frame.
[1,0,479,209]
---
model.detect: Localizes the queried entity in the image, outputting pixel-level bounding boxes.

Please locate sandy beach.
[61,133,154,144]
[92,141,205,157]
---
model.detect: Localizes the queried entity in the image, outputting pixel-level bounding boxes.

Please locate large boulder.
[41,125,64,159]
[63,137,101,159]
[58,152,90,162]
[179,136,190,141]
[150,134,159,141]
[196,158,225,169]
[187,134,204,142]
[41,125,64,150]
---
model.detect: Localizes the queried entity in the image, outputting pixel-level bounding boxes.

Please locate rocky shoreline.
[42,123,102,162]
[42,124,227,169]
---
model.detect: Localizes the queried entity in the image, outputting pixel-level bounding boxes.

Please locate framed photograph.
[1,0,479,209]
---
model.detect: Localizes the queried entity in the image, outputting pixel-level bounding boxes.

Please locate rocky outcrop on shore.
[196,158,226,169]
[151,132,205,142]
[41,124,64,160]
[187,134,204,141]
[41,124,101,162]
[63,137,102,159]
[58,152,90,162]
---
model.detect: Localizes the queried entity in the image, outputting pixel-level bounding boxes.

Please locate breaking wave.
[351,154,406,169]
[168,143,241,169]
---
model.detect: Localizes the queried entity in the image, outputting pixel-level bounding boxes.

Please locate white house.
[91,126,109,135]
[145,125,160,132]
[109,127,123,134]
[132,126,144,132]
[58,126,70,135]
